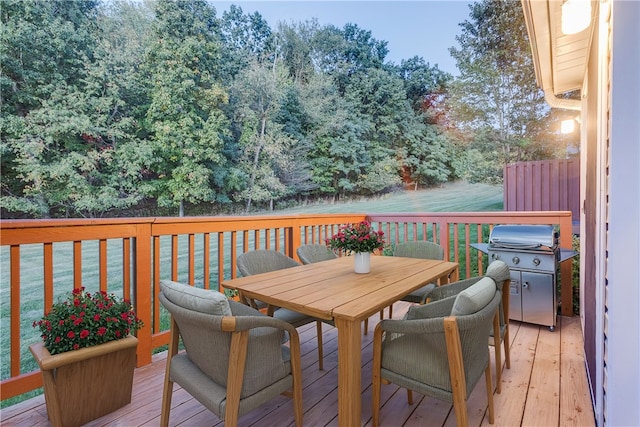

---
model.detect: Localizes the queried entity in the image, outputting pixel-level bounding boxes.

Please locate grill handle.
[489,242,544,250]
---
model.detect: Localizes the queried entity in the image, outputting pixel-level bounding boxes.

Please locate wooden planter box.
[29,336,138,427]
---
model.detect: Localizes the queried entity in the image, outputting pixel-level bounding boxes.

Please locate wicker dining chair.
[423,260,512,393]
[296,244,337,265]
[382,241,445,319]
[237,250,327,370]
[159,280,303,427]
[372,276,501,427]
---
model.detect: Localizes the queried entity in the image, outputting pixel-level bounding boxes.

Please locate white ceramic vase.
[353,252,371,274]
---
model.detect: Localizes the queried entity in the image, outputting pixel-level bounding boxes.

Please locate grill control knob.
[533,257,541,266]
[512,256,520,265]
[491,253,499,260]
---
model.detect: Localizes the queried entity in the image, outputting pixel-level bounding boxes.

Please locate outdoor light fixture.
[561,119,576,134]
[562,0,592,35]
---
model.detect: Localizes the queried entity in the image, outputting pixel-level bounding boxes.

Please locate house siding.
[604,1,640,426]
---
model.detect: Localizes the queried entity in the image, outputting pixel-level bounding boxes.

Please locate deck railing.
[0,211,573,402]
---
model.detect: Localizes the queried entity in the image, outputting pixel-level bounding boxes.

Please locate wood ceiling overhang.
[521,0,597,108]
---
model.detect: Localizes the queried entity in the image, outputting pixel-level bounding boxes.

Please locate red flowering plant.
[33,287,143,355]
[326,220,386,255]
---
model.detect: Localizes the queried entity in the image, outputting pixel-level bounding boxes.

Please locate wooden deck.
[1,302,594,427]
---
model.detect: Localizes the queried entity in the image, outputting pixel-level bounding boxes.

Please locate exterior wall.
[603,1,640,425]
[582,4,601,414]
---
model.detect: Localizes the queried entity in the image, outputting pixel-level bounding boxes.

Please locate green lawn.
[278,181,503,214]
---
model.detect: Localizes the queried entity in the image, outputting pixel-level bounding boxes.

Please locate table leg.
[439,266,459,285]
[335,317,362,427]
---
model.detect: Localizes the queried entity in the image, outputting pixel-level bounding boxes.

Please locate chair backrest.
[393,241,444,260]
[237,250,300,276]
[449,285,501,397]
[399,278,500,397]
[296,244,338,264]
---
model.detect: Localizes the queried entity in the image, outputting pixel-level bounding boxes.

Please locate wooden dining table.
[222,255,459,427]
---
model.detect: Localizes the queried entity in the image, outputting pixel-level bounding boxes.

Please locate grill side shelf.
[470,243,577,263]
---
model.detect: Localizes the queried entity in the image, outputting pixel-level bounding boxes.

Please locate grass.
[0,181,503,407]
[278,181,503,214]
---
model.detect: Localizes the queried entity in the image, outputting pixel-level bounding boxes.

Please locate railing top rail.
[0,217,155,229]
[367,211,573,219]
[0,213,368,230]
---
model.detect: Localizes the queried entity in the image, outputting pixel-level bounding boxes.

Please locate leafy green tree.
[218,4,274,79]
[290,72,375,199]
[275,20,318,84]
[397,56,453,116]
[144,0,229,216]
[0,0,99,114]
[393,58,457,187]
[397,56,452,124]
[398,116,452,188]
[229,60,297,211]
[311,23,388,94]
[1,0,148,217]
[448,0,550,179]
[98,0,154,122]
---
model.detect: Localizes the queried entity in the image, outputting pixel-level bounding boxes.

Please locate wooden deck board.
[0,304,595,427]
[560,316,594,427]
[522,320,561,426]
[491,321,538,426]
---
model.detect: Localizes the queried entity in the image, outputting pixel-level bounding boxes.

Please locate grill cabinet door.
[521,271,556,328]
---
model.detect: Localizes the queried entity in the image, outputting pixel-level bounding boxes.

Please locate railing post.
[134,222,153,366]
[559,213,574,317]
[439,221,450,262]
[289,219,302,259]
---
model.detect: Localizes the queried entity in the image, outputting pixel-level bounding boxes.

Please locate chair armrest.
[228,300,300,338]
[425,277,482,302]
[378,316,446,335]
[406,296,456,319]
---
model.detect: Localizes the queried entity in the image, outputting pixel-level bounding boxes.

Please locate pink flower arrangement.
[326,220,386,255]
[33,287,143,355]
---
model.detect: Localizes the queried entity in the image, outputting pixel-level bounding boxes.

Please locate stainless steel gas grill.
[487,225,561,331]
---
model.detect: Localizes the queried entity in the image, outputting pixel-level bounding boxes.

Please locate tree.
[276,20,319,84]
[1,0,147,217]
[229,60,295,211]
[311,23,388,94]
[218,4,274,79]
[294,74,365,199]
[448,0,549,177]
[397,56,452,118]
[144,0,229,216]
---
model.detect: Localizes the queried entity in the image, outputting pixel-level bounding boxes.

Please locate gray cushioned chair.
[423,260,512,393]
[296,244,338,265]
[372,277,501,427]
[237,250,327,370]
[159,280,302,427]
[382,241,445,320]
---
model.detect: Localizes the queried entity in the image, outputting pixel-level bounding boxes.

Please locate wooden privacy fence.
[504,159,580,224]
[0,211,573,401]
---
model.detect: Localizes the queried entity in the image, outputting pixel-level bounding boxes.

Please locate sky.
[210,1,474,75]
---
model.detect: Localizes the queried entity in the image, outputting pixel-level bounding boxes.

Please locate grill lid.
[489,224,558,250]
